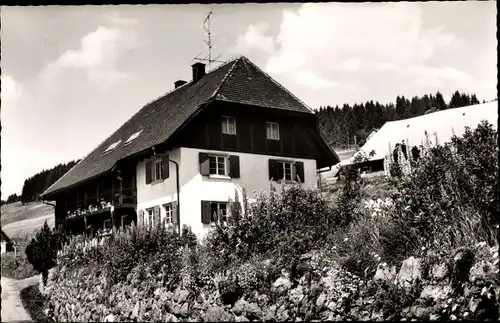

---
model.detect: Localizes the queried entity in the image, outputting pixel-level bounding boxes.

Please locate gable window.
[163,203,173,225]
[209,155,227,176]
[266,122,280,140]
[154,160,163,181]
[124,130,143,146]
[145,157,169,184]
[222,116,236,135]
[277,161,293,181]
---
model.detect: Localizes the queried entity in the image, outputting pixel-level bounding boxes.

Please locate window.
[124,130,143,146]
[103,140,122,154]
[269,159,305,183]
[211,202,227,225]
[266,122,280,140]
[163,203,173,225]
[222,116,236,135]
[209,155,227,176]
[277,161,293,180]
[154,160,163,181]
[146,208,155,226]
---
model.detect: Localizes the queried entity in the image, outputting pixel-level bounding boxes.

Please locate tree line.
[19,160,79,204]
[316,90,483,149]
[0,160,80,206]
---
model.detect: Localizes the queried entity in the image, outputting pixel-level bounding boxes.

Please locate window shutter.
[295,161,305,183]
[268,159,278,180]
[145,161,152,184]
[199,153,210,176]
[201,200,211,224]
[229,155,240,178]
[161,156,170,179]
[172,202,179,225]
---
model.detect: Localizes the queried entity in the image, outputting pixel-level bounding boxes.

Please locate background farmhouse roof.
[41,56,317,198]
[353,100,498,162]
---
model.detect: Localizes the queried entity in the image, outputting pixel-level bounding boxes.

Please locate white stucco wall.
[136,147,317,239]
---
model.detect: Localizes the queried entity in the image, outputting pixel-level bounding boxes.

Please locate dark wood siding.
[173,101,329,162]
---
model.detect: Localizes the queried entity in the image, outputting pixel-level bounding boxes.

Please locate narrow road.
[1,274,40,322]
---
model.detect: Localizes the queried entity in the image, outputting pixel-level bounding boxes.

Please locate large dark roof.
[41,56,322,198]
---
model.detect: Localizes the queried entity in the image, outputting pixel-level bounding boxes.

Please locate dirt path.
[1,274,40,322]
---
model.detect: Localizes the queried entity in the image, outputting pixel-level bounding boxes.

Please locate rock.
[235,315,249,322]
[374,263,397,282]
[204,306,233,322]
[469,260,491,283]
[104,314,116,322]
[273,276,292,292]
[408,305,431,319]
[315,293,328,309]
[431,262,450,281]
[469,298,481,313]
[429,313,440,321]
[179,302,189,317]
[397,257,423,288]
[263,304,277,321]
[173,288,189,303]
[232,299,262,320]
[276,304,289,321]
[420,285,453,302]
[289,286,305,306]
[326,301,337,312]
[131,301,140,319]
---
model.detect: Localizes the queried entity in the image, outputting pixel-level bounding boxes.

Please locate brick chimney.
[174,80,187,89]
[192,62,206,82]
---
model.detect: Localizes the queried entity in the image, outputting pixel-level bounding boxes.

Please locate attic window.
[124,130,143,146]
[103,140,121,154]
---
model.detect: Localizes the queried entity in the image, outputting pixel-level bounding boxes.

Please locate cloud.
[234,3,471,95]
[41,13,140,87]
[1,74,25,107]
[231,23,276,55]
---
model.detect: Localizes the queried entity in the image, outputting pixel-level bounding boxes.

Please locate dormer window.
[222,116,236,135]
[124,130,143,146]
[103,140,121,155]
[266,122,280,140]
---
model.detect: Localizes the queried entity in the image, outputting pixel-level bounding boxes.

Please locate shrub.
[204,184,340,270]
[25,221,63,285]
[383,121,498,262]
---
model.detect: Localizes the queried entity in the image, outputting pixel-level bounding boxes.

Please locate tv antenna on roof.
[192,8,225,70]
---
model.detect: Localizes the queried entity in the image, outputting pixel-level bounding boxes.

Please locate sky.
[1,2,497,197]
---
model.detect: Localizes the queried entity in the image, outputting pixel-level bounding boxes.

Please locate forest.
[1,160,79,205]
[316,90,482,149]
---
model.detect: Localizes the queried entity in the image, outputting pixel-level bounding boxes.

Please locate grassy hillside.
[1,202,54,239]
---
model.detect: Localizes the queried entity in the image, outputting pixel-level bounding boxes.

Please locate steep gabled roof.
[41,56,316,198]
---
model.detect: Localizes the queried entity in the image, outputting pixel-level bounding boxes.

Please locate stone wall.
[43,243,499,322]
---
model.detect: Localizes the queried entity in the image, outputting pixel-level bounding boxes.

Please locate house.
[40,56,339,239]
[1,229,14,254]
[345,100,498,174]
